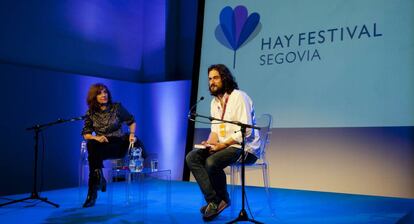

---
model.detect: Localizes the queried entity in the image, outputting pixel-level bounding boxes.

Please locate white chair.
[229,113,274,215]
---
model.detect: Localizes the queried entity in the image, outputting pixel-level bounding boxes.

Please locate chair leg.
[79,164,89,205]
[262,164,275,216]
[230,165,235,186]
[231,165,243,215]
[126,171,131,205]
[230,165,236,215]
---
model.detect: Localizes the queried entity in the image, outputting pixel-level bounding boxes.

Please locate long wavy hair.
[208,64,239,95]
[86,83,113,112]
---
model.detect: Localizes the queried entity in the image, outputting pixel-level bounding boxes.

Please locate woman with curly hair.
[81,83,137,208]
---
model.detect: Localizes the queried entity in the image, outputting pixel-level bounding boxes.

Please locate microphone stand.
[190,113,263,224]
[0,116,85,208]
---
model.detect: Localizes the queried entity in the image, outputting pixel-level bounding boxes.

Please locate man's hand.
[200,139,230,153]
[200,141,212,146]
[94,135,109,143]
[209,142,228,153]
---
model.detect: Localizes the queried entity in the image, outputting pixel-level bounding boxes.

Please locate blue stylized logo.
[215,5,261,68]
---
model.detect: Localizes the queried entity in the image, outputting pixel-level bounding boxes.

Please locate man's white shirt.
[210,89,260,156]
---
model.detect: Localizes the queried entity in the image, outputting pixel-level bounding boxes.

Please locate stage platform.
[1,180,413,223]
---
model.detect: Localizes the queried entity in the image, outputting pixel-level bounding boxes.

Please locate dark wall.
[0,0,199,196]
[0,0,199,82]
[165,0,199,81]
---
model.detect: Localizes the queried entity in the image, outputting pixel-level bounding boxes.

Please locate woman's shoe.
[101,179,107,192]
[83,169,100,208]
[82,185,98,207]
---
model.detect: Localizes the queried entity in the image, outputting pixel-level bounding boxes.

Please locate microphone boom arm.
[190,112,260,130]
[26,115,86,131]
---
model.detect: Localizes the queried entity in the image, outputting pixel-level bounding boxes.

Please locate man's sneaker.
[202,200,229,221]
[200,204,208,214]
[200,199,230,214]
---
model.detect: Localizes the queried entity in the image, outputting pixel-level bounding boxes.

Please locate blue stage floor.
[1,180,413,223]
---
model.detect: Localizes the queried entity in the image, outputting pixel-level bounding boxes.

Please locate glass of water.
[151,159,158,172]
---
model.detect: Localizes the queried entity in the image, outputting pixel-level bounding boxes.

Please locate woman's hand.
[129,133,136,143]
[94,135,108,143]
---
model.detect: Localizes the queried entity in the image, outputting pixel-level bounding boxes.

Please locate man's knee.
[205,158,220,174]
[185,150,195,165]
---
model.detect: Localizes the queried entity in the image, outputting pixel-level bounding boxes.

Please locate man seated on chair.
[186,64,260,221]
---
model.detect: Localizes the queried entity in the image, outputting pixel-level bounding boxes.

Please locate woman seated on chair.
[81,83,137,208]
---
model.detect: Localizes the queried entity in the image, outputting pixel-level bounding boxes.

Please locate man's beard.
[209,85,224,96]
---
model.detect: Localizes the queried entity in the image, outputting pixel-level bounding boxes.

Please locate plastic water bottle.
[128,149,136,172]
[129,147,144,172]
[135,147,144,172]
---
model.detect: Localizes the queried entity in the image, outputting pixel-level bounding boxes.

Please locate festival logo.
[215,5,261,68]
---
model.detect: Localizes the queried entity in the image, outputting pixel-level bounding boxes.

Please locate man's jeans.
[186,147,242,203]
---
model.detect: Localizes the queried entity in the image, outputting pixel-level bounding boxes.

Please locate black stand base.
[0,117,84,209]
[226,209,263,224]
[0,192,59,208]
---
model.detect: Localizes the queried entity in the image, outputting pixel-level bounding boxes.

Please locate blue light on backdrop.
[0,0,195,196]
[142,81,191,180]
[0,62,191,195]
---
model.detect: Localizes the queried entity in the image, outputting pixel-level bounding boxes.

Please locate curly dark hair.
[86,83,113,112]
[207,64,239,95]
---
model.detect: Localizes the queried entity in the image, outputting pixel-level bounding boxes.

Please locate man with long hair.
[81,83,138,207]
[186,64,260,221]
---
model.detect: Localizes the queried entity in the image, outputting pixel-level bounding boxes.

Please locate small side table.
[108,168,171,211]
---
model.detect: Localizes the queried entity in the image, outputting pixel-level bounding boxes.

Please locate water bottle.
[128,149,136,172]
[129,146,144,172]
[135,147,144,172]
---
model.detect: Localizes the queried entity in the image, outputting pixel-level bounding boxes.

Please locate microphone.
[188,96,204,120]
